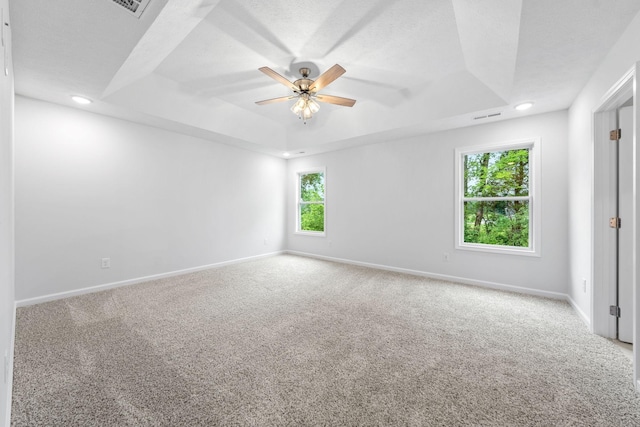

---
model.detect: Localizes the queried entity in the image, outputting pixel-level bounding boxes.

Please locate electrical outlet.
[582,278,587,293]
[443,252,450,262]
[101,258,111,269]
[263,238,268,245]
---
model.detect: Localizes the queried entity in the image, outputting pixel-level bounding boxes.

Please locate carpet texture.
[11,255,640,426]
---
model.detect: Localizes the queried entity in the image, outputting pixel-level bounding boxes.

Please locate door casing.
[592,63,639,388]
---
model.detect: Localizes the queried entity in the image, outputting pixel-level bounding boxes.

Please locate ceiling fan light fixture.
[302,106,313,121]
[256,64,355,124]
[291,95,320,122]
[291,97,307,115]
[308,99,320,114]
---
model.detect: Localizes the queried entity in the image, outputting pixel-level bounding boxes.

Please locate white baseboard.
[4,303,16,427]
[286,250,569,301]
[14,248,588,334]
[566,295,591,328]
[16,251,285,307]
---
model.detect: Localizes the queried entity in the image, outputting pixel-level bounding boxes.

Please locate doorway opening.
[592,64,638,388]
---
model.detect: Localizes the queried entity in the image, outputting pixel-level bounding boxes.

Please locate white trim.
[15,251,285,307]
[454,138,541,257]
[567,294,591,328]
[591,63,639,391]
[294,231,326,238]
[463,196,530,202]
[457,139,537,156]
[4,303,16,427]
[594,67,636,113]
[591,69,635,332]
[456,242,539,257]
[286,250,567,300]
[296,167,326,236]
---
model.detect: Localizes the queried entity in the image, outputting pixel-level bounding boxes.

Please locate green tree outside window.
[463,148,530,247]
[299,171,325,232]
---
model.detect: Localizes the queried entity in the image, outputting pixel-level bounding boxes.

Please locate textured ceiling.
[10,0,640,157]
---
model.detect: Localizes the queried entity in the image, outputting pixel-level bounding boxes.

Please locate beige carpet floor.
[10,254,640,426]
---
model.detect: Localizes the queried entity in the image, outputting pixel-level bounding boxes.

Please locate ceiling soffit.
[10,0,640,155]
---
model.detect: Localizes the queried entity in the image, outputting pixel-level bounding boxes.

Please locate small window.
[455,139,540,256]
[297,169,325,235]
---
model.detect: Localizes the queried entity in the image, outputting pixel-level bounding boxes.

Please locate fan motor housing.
[294,68,313,92]
[293,78,313,92]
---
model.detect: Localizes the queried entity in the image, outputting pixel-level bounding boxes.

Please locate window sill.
[295,231,326,237]
[456,243,540,257]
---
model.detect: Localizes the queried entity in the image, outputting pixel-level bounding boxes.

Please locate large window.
[297,169,325,234]
[455,139,540,255]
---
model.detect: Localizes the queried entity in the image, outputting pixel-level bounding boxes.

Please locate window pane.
[300,204,324,232]
[300,172,325,202]
[463,200,529,247]
[464,149,529,198]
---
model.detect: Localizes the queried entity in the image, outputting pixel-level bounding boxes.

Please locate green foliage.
[301,204,325,232]
[463,149,529,247]
[300,172,324,202]
[464,201,529,247]
[464,149,529,197]
[300,172,325,232]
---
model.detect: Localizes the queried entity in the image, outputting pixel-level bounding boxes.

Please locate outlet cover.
[101,258,111,269]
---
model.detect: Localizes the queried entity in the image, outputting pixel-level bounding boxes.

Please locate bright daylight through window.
[455,139,539,255]
[298,170,325,234]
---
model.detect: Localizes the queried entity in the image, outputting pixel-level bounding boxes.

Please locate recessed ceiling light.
[515,102,533,111]
[283,152,290,157]
[71,96,92,105]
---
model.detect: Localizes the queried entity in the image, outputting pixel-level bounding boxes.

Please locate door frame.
[592,63,639,388]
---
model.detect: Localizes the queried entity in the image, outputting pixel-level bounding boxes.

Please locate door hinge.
[610,129,621,141]
[609,217,621,228]
[610,305,621,318]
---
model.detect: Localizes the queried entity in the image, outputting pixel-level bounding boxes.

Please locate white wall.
[0,0,13,424]
[14,96,286,301]
[568,11,640,321]
[287,110,569,296]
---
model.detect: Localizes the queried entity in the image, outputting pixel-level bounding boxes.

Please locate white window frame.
[296,168,326,237]
[454,138,541,256]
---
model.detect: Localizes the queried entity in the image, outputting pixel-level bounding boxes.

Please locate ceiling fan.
[255,64,356,123]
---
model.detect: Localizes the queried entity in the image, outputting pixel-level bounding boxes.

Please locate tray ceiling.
[10,0,640,157]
